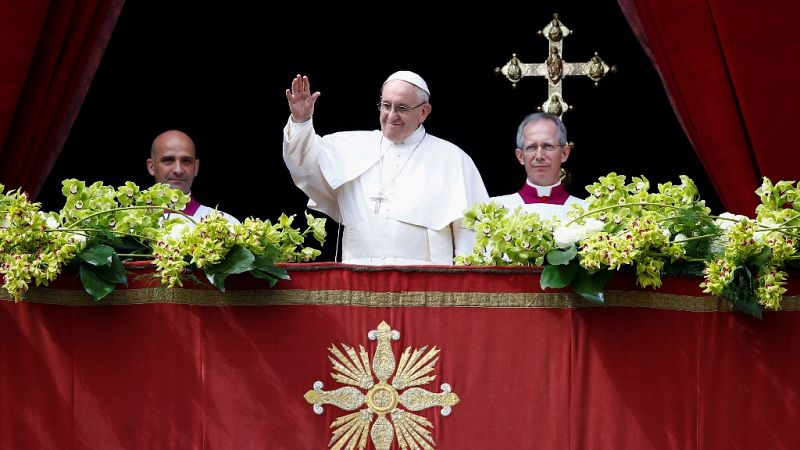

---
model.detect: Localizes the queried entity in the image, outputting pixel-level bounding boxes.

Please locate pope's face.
[515,119,570,186]
[147,134,199,194]
[379,80,430,142]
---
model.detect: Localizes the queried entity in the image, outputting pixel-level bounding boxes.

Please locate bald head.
[147,130,199,194]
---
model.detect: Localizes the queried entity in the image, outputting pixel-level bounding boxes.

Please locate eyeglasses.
[522,143,565,153]
[377,101,426,114]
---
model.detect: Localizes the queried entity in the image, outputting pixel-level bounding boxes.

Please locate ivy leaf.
[546,245,578,266]
[571,268,614,305]
[78,243,116,266]
[541,264,578,289]
[79,263,117,301]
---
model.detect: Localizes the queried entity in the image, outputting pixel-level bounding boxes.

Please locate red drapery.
[617,0,800,215]
[0,0,124,199]
[2,264,799,449]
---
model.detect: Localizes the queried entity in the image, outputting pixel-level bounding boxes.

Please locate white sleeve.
[282,117,340,222]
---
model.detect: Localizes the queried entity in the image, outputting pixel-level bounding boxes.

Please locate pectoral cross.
[370,194,388,213]
[495,14,617,118]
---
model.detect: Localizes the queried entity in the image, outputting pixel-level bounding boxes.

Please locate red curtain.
[618,0,800,215]
[0,0,124,199]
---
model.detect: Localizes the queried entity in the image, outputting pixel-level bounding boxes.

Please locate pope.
[282,70,489,265]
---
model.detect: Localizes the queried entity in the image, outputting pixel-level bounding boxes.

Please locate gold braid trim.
[5,286,800,311]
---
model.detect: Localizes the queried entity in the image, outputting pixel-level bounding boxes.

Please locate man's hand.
[286,74,321,123]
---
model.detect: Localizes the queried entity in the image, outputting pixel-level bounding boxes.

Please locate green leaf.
[259,244,283,261]
[90,253,128,285]
[722,266,763,319]
[248,269,280,287]
[214,245,256,275]
[730,295,763,319]
[252,259,290,281]
[746,246,771,267]
[78,243,116,266]
[252,250,290,283]
[661,261,706,278]
[205,271,229,292]
[541,264,578,289]
[546,245,578,266]
[79,263,117,301]
[247,252,291,287]
[204,246,256,292]
[571,268,614,305]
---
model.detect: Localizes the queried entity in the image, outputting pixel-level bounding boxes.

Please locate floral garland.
[0,179,327,301]
[456,174,800,318]
[6,175,797,316]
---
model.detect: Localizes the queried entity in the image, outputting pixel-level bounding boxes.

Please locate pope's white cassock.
[283,119,489,265]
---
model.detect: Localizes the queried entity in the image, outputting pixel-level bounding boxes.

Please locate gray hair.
[515,112,567,148]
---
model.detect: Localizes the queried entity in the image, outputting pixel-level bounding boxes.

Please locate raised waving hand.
[286,74,321,123]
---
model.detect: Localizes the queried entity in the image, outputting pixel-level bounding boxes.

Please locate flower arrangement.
[456,174,800,318]
[0,179,327,301]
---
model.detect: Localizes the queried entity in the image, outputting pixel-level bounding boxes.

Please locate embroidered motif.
[305,321,459,450]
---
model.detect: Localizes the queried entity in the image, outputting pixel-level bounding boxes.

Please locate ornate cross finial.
[495,14,617,118]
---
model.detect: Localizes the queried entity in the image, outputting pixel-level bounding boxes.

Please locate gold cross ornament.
[495,14,617,118]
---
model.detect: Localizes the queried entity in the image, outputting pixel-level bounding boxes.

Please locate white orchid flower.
[46,215,59,229]
[583,218,606,233]
[554,224,587,249]
[715,212,749,230]
[168,222,191,241]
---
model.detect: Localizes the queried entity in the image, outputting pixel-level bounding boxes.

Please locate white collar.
[526,179,562,196]
[384,125,426,146]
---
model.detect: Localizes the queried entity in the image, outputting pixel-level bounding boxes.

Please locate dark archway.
[38,1,722,259]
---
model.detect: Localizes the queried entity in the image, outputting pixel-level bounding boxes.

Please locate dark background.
[38,1,722,259]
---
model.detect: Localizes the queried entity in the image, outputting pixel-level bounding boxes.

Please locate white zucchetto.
[383,70,430,97]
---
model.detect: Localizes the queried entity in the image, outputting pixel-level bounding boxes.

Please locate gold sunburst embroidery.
[304,321,460,450]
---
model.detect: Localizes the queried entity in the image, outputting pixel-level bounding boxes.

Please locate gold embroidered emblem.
[304,321,460,450]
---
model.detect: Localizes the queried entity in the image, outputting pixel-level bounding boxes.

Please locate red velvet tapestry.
[2,264,799,449]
